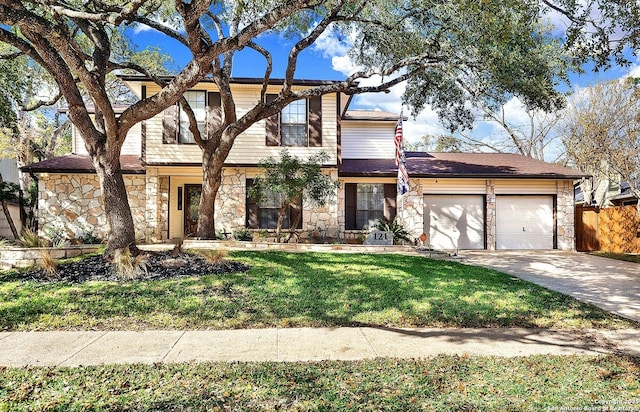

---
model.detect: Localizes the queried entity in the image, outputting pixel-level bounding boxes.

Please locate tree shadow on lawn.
[235,252,635,330]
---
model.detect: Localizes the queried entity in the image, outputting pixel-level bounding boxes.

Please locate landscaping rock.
[18,251,250,283]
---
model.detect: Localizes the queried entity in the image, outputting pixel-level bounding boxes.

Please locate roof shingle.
[23,154,145,174]
[340,152,589,179]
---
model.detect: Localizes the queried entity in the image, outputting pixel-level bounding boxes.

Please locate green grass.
[0,252,636,331]
[592,252,640,264]
[1,355,639,411]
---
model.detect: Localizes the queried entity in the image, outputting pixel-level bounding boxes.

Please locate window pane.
[179,91,206,144]
[356,184,385,229]
[281,100,307,146]
[282,125,307,146]
[252,188,301,229]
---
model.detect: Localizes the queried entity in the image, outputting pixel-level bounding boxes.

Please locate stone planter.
[0,245,102,269]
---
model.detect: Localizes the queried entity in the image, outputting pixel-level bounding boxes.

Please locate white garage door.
[424,195,485,250]
[496,195,554,249]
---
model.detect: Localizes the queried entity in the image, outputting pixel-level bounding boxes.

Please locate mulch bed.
[18,251,250,283]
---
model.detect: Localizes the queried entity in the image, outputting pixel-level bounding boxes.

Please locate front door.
[184,185,202,237]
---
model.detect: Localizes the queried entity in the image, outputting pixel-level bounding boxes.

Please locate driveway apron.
[459,250,640,322]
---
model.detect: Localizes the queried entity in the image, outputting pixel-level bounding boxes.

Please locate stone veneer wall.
[360,178,576,250]
[304,169,340,238]
[486,180,497,250]
[215,168,248,235]
[38,173,148,241]
[398,178,424,241]
[556,180,576,250]
[144,171,170,243]
[213,167,340,238]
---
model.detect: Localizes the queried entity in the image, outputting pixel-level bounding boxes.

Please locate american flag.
[395,114,409,195]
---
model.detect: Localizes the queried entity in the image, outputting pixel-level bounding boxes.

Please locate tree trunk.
[275,202,289,243]
[92,154,138,259]
[0,173,19,239]
[285,203,302,243]
[196,151,222,239]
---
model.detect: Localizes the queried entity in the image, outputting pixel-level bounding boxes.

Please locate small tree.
[248,150,340,243]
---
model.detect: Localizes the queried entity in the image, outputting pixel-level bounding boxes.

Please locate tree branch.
[22,91,63,112]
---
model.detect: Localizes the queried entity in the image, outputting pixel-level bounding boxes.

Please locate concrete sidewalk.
[1,327,639,367]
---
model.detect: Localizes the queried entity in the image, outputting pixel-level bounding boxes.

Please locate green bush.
[374,218,412,244]
[233,228,253,241]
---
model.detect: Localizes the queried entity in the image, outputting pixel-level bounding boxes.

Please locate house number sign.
[364,230,394,246]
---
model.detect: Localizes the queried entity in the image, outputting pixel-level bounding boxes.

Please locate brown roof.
[340,152,589,179]
[23,154,145,174]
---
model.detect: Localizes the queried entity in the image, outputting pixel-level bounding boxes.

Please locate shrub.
[113,247,148,280]
[38,248,58,279]
[17,229,48,248]
[374,218,412,244]
[232,228,253,241]
[75,227,103,245]
[42,225,68,248]
[197,249,228,265]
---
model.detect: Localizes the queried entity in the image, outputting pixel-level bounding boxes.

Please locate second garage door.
[424,195,485,250]
[496,195,554,249]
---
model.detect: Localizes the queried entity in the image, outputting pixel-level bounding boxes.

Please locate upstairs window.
[162,91,221,145]
[266,95,322,147]
[178,91,206,144]
[281,100,307,146]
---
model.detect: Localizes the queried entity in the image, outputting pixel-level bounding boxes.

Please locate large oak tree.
[1,0,637,252]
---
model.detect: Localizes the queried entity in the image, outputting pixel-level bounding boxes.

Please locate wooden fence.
[575,205,640,253]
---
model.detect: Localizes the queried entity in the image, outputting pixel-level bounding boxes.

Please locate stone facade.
[556,180,576,250]
[214,168,248,235]
[144,170,170,243]
[38,173,148,241]
[305,169,340,238]
[36,171,577,249]
[485,180,497,250]
[398,178,424,242]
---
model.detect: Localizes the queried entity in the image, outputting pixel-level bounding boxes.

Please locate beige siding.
[494,179,559,195]
[341,121,396,159]
[72,119,141,156]
[422,179,487,195]
[145,84,338,165]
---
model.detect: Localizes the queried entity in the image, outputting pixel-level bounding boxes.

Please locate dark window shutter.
[384,184,397,221]
[265,94,280,146]
[206,92,222,138]
[246,179,259,229]
[162,104,178,144]
[345,183,357,230]
[308,96,322,147]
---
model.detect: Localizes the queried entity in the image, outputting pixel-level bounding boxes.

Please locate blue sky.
[129,21,639,160]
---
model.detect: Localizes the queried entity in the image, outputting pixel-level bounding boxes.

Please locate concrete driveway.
[458,250,640,322]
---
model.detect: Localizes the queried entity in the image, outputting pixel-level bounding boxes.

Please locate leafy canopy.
[249,150,340,208]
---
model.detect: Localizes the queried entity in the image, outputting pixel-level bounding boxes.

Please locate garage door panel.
[496,196,553,249]
[425,195,484,250]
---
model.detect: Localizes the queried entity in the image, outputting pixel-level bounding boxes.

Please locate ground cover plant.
[1,252,635,331]
[593,252,640,264]
[1,355,639,411]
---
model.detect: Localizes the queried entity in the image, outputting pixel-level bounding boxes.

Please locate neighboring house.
[0,158,22,238]
[24,77,587,250]
[575,176,638,207]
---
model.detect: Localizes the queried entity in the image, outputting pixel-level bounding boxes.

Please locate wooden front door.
[184,185,202,237]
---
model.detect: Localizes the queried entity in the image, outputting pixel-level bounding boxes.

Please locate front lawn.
[2,355,639,411]
[1,251,636,331]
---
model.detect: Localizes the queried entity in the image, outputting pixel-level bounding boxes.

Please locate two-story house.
[25,77,587,250]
